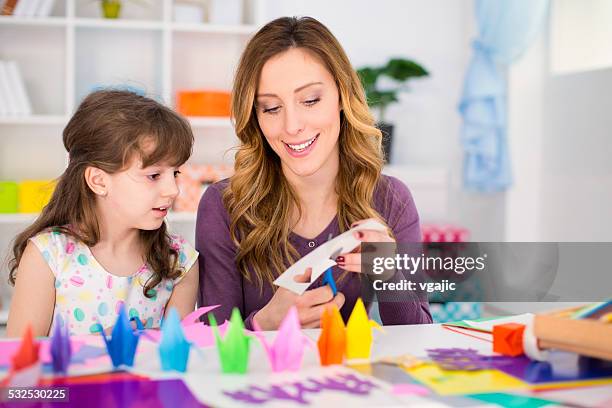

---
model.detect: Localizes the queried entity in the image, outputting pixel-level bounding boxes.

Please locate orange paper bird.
[318,304,346,365]
[1,325,42,388]
[12,325,40,370]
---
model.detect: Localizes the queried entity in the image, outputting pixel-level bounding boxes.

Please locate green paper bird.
[209,308,251,374]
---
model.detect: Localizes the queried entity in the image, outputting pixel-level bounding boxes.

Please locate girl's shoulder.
[28,226,85,277]
[29,226,82,253]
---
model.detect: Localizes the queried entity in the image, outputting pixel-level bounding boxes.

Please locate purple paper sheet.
[0,378,206,408]
[490,351,612,384]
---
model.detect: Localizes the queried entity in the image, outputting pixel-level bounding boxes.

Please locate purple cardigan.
[196,175,432,329]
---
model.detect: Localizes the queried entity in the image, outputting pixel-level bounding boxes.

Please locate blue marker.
[322,267,337,296]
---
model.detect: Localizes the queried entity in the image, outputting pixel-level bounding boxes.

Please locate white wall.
[507,4,612,242]
[539,67,612,241]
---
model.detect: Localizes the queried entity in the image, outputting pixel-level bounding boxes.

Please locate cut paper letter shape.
[159,308,192,372]
[99,304,140,368]
[274,220,387,294]
[318,304,346,365]
[253,306,312,372]
[50,316,72,375]
[209,307,251,374]
[346,298,383,361]
[493,323,525,357]
[2,325,42,387]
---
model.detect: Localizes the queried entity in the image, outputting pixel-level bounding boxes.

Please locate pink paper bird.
[253,307,313,372]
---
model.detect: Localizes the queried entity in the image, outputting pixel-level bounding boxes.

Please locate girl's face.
[255,47,342,180]
[104,156,180,231]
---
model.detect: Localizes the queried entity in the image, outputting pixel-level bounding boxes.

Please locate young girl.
[6,90,199,337]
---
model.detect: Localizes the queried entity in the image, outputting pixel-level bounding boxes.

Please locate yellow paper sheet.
[406,363,528,395]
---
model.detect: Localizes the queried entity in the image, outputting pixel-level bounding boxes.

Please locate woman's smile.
[283,133,319,157]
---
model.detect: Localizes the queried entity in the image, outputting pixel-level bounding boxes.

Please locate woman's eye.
[304,98,320,106]
[263,106,280,114]
[147,174,160,181]
[173,170,181,178]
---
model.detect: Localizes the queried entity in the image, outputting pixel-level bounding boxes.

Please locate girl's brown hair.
[8,90,194,297]
[228,16,386,289]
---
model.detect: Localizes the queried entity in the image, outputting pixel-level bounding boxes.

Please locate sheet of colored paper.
[467,392,559,408]
[405,363,528,395]
[489,351,612,388]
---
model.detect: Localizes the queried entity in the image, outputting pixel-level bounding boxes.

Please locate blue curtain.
[458,0,549,192]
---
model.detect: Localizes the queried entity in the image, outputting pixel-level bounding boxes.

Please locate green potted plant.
[357,58,429,162]
[97,0,148,19]
[100,0,122,18]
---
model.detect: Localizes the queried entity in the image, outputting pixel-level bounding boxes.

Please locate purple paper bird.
[50,316,72,375]
[253,307,313,372]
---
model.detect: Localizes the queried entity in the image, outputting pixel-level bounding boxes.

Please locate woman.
[196,16,431,329]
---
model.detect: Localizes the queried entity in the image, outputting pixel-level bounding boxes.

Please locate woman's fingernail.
[357,231,364,239]
[336,256,345,263]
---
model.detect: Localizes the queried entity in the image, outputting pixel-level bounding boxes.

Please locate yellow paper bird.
[345,298,383,360]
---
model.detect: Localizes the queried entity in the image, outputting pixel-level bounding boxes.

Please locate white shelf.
[171,22,256,35]
[188,116,233,128]
[0,213,38,224]
[0,115,67,126]
[74,17,164,30]
[0,16,67,27]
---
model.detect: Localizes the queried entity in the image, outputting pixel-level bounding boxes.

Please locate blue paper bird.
[159,308,191,372]
[99,305,140,368]
[50,315,71,375]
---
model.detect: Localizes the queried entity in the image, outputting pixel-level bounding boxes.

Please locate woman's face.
[255,48,342,179]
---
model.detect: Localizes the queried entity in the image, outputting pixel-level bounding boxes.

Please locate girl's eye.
[173,170,181,178]
[263,105,281,114]
[147,174,160,181]
[304,98,320,106]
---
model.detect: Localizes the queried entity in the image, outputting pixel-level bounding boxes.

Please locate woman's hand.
[336,218,396,273]
[254,268,345,330]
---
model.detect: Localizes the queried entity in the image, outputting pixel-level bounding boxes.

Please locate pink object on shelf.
[421,224,470,243]
[173,164,234,212]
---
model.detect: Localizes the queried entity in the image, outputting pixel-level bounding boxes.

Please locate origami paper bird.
[345,298,383,360]
[1,325,42,387]
[318,304,346,365]
[99,304,140,368]
[321,267,337,296]
[50,316,72,375]
[253,307,312,372]
[159,308,192,372]
[209,308,251,374]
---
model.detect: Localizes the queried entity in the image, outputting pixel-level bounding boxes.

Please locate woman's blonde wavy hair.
[228,16,388,289]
